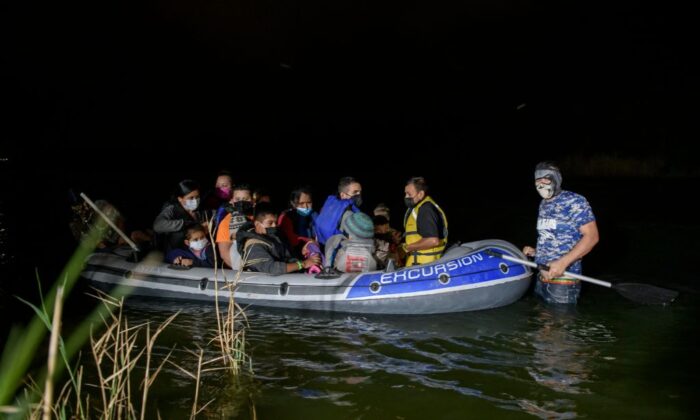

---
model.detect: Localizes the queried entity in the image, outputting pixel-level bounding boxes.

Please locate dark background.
[3,1,693,158]
[1,1,696,315]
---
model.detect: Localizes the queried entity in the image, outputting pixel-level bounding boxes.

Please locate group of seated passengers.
[151,174,404,275]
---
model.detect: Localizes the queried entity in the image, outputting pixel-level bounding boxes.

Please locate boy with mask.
[522,161,599,304]
[237,203,321,275]
[216,184,255,269]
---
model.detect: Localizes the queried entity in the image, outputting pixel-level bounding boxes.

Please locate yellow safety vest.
[403,196,448,266]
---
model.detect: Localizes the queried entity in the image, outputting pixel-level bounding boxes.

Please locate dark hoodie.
[236,224,295,275]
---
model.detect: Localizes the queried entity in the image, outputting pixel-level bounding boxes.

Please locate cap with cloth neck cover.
[534,161,563,198]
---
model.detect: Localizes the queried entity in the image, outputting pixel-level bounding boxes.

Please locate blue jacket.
[315,195,359,245]
[165,245,215,268]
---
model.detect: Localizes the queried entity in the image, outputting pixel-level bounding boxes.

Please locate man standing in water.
[523,162,599,304]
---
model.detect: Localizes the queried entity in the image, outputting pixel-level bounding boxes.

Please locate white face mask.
[189,238,208,251]
[183,198,200,211]
[536,184,554,199]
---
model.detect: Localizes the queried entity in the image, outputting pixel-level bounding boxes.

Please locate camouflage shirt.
[535,190,595,274]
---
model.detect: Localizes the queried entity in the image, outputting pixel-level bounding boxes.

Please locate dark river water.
[2,174,699,419]
[114,290,697,419]
[3,0,695,415]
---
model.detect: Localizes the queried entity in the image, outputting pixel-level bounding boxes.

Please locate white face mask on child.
[189,238,208,251]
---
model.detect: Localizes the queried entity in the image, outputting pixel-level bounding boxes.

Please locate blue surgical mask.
[189,238,208,251]
[184,198,200,211]
[296,207,313,217]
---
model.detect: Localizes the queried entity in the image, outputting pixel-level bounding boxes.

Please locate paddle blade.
[613,283,679,305]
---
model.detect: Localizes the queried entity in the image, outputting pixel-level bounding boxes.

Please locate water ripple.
[107,295,639,418]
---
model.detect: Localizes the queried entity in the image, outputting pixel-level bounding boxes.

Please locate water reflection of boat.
[82,239,532,315]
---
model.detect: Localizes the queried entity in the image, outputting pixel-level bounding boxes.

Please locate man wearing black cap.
[523,161,600,304]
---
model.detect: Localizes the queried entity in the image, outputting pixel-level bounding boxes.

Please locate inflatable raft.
[81,239,532,314]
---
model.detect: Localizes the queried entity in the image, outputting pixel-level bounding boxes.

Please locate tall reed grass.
[207,214,252,378]
[0,205,253,419]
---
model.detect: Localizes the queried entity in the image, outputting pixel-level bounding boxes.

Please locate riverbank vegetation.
[0,215,252,418]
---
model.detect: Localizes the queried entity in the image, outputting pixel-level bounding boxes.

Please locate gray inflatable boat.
[82,239,532,314]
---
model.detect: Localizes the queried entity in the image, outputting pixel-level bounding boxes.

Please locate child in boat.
[237,203,320,274]
[216,184,254,269]
[372,215,400,268]
[324,212,379,273]
[165,224,215,268]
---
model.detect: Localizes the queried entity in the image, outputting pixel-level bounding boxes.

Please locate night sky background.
[3,1,694,162]
[1,1,696,291]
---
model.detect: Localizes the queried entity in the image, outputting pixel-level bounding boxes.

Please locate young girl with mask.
[165,224,215,268]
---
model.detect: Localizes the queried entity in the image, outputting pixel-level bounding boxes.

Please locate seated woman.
[324,212,378,273]
[277,186,318,257]
[153,180,207,253]
[165,224,215,268]
[236,203,320,275]
[202,170,234,217]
